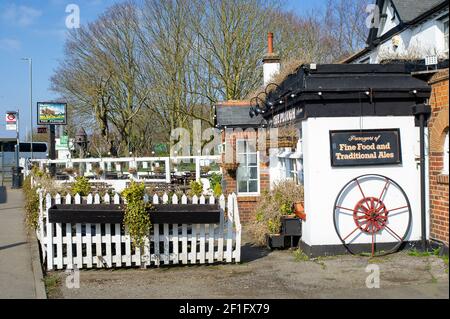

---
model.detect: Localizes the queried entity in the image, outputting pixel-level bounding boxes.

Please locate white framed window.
[443,131,449,175]
[290,159,302,185]
[279,157,303,186]
[236,139,259,195]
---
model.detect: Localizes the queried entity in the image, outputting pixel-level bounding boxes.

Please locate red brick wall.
[428,69,449,246]
[221,128,268,223]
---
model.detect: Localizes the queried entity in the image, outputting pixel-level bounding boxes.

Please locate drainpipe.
[412,104,431,251]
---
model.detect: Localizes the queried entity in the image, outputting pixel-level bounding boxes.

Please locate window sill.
[437,174,449,184]
[237,193,260,199]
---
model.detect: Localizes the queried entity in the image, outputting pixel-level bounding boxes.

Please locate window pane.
[237,154,246,165]
[238,180,248,193]
[248,154,257,165]
[250,167,258,179]
[236,140,245,154]
[236,167,244,180]
[247,140,257,153]
[249,180,258,193]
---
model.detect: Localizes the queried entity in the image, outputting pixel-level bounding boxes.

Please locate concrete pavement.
[0,187,46,299]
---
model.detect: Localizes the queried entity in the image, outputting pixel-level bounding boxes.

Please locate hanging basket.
[220,162,240,172]
[266,135,299,149]
[219,162,240,179]
[278,136,299,148]
[265,124,299,149]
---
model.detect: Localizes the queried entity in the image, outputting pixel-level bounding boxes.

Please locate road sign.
[56,135,69,150]
[5,111,17,131]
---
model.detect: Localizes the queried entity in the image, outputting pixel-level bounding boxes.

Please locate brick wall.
[220,127,268,223]
[428,69,449,246]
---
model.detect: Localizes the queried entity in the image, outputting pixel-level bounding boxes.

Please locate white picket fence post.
[39,192,240,270]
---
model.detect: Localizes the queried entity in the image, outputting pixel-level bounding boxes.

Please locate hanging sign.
[270,107,305,127]
[329,129,402,167]
[37,102,67,125]
[5,111,17,131]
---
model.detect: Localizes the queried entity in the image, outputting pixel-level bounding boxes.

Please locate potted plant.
[293,201,306,221]
[247,180,304,249]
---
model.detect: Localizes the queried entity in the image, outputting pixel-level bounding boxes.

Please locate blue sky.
[0,0,326,140]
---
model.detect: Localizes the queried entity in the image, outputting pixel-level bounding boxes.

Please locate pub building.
[215,33,436,256]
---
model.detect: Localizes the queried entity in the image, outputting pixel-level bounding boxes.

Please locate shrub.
[30,166,63,195]
[209,172,222,187]
[209,172,222,197]
[23,175,39,230]
[189,180,203,197]
[213,183,222,197]
[122,181,153,249]
[71,176,91,196]
[248,180,304,246]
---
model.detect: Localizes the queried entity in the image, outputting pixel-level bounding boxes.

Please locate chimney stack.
[268,32,274,54]
[263,32,280,86]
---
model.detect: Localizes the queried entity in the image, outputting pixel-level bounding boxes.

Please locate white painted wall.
[355,10,448,63]
[378,1,400,38]
[301,116,428,247]
[263,62,281,86]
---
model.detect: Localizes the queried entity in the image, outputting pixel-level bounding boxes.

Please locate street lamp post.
[21,58,33,160]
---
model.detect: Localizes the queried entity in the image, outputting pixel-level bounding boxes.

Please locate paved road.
[0,187,42,298]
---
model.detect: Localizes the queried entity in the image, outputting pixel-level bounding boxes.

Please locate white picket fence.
[37,191,241,270]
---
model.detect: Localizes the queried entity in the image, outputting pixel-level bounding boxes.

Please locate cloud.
[0,38,21,51]
[1,4,42,27]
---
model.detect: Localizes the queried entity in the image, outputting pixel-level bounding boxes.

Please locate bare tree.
[51,0,370,154]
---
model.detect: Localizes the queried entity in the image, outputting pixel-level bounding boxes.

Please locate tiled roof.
[215,104,264,128]
[392,0,447,23]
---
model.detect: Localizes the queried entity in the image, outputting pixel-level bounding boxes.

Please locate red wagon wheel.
[333,174,412,257]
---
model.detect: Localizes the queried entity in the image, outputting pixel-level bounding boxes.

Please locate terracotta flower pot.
[293,202,306,221]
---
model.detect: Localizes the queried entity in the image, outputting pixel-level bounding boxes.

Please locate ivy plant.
[121,181,153,249]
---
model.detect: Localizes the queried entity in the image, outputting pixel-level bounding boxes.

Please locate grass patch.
[407,247,441,257]
[441,255,449,266]
[438,253,448,274]
[408,248,434,257]
[293,248,309,262]
[43,273,61,297]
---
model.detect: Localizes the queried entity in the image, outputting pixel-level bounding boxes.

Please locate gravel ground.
[46,236,449,299]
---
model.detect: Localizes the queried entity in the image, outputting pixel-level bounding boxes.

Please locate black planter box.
[281,216,302,236]
[48,203,220,224]
[266,234,289,249]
